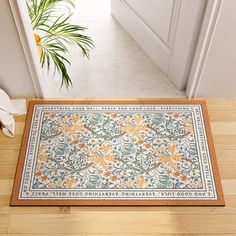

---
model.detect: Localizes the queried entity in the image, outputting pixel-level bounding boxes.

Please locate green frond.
[26,0,94,87]
[40,42,72,88]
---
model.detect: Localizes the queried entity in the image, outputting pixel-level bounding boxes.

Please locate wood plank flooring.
[0,99,236,235]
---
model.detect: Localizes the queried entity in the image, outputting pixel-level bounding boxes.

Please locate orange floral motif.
[79,143,86,148]
[180,175,187,181]
[173,171,180,177]
[172,155,181,161]
[111,176,117,181]
[102,144,112,154]
[123,125,137,136]
[65,178,77,188]
[157,156,176,168]
[138,140,144,145]
[134,116,142,125]
[122,116,146,137]
[60,125,71,134]
[70,115,82,125]
[42,176,48,181]
[186,125,193,133]
[132,137,137,142]
[49,114,56,119]
[38,144,48,161]
[174,113,180,118]
[59,115,83,138]
[35,171,41,176]
[195,180,203,188]
[111,114,118,119]
[72,140,79,145]
[176,165,181,171]
[127,179,133,187]
[168,144,176,154]
[136,178,145,188]
[90,154,114,169]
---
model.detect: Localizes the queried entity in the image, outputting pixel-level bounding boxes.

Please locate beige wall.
[195,0,236,97]
[0,0,36,97]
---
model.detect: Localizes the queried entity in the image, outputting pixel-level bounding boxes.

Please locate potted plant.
[26,0,94,87]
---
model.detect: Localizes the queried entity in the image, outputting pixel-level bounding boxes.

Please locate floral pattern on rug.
[33,110,203,190]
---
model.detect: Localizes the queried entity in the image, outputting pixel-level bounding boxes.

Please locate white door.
[111,0,206,90]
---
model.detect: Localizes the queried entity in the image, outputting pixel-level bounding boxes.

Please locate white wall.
[195,0,236,97]
[0,0,36,97]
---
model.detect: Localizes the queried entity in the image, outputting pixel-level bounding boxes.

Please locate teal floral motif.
[33,111,203,190]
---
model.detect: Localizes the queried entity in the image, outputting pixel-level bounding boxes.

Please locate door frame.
[10,0,222,98]
[9,0,45,98]
[186,0,223,98]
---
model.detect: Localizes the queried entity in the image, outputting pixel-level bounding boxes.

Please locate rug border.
[10,99,225,206]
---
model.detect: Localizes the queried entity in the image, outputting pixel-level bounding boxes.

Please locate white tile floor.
[42,0,185,98]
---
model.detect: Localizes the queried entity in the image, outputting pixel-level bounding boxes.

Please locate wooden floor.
[0,99,236,235]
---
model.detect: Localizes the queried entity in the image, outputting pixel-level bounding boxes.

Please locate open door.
[111,0,206,90]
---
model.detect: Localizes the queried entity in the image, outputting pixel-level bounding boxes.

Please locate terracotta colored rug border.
[11,99,225,206]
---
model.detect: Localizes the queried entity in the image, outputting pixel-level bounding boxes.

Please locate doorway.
[11,0,207,99]
[41,0,185,98]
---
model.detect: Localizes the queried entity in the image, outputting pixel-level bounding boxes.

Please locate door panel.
[125,0,175,44]
[111,0,206,90]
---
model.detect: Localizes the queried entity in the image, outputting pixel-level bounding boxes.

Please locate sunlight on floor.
[43,0,185,98]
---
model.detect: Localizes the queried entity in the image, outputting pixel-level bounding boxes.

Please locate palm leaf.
[40,42,72,87]
[26,0,94,87]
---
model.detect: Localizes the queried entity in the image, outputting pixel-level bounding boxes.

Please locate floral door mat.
[11,100,224,206]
